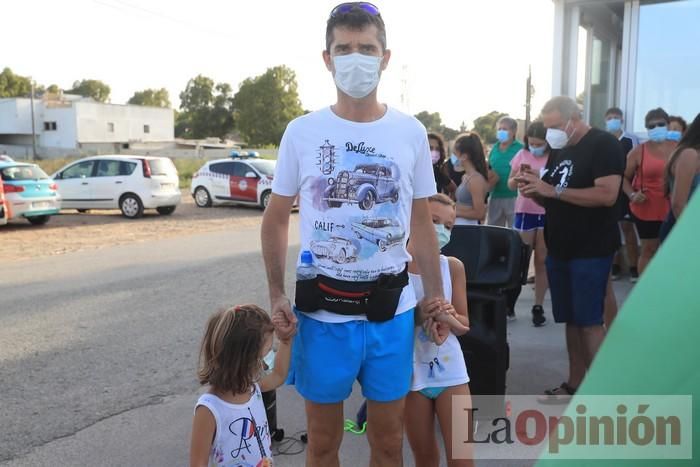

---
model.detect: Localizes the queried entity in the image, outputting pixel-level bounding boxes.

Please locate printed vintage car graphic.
[323,163,399,210]
[351,217,405,252]
[310,237,359,264]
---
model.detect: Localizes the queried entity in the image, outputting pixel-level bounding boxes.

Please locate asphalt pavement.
[0,218,633,466]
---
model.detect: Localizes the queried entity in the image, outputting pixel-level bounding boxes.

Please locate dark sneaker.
[629,267,639,283]
[532,305,546,327]
[611,264,621,280]
[507,309,516,321]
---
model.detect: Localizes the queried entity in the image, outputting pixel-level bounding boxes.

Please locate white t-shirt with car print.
[272,106,437,323]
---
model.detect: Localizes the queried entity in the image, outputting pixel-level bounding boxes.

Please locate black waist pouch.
[294,266,409,323]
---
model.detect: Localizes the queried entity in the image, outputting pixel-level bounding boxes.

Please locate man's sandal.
[537,382,577,405]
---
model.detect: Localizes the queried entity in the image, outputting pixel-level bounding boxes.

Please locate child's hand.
[271,296,297,343]
[423,317,449,345]
[418,297,447,321]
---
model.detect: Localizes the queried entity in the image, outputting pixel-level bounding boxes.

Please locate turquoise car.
[0,161,61,225]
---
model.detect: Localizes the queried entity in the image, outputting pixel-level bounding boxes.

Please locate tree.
[67,79,111,102]
[233,65,304,146]
[0,68,31,97]
[472,111,507,144]
[128,88,171,107]
[414,111,442,132]
[46,84,60,94]
[176,75,235,139]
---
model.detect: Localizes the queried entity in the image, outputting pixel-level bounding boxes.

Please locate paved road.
[0,217,633,466]
[0,219,300,464]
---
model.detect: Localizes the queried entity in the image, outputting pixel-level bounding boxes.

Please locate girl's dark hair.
[453,132,488,180]
[665,113,700,196]
[669,115,688,132]
[645,107,670,126]
[198,305,274,394]
[427,132,447,164]
[523,121,549,150]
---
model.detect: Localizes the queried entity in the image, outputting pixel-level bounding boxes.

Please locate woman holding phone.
[508,121,550,326]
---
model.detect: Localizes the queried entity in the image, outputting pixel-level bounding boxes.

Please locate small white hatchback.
[52,155,181,218]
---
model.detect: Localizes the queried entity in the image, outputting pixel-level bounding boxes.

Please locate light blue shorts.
[286,309,415,404]
[418,386,448,400]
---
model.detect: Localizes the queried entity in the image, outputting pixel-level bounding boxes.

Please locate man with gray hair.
[487,115,523,227]
[516,96,623,401]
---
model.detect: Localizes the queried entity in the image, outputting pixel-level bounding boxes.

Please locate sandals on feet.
[537,382,577,405]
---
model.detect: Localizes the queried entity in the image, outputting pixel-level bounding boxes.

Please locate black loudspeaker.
[457,290,509,419]
[442,225,526,419]
[441,225,529,290]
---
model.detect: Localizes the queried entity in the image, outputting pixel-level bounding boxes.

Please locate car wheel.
[359,191,375,210]
[156,206,176,215]
[77,209,89,213]
[27,215,50,225]
[260,191,271,210]
[337,248,347,263]
[377,239,388,252]
[194,187,212,208]
[120,194,144,219]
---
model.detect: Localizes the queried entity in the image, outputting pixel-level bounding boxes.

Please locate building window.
[107,122,115,132]
[633,0,700,132]
[43,121,57,131]
[143,124,150,134]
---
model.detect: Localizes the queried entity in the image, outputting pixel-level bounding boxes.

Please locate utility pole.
[29,78,37,161]
[525,65,532,130]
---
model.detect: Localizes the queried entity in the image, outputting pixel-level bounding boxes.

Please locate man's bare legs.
[367,398,406,467]
[305,401,344,467]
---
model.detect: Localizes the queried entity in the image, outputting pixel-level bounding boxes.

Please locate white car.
[52,155,181,218]
[190,156,276,209]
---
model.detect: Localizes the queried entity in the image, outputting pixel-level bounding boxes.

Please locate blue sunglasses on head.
[330,2,381,18]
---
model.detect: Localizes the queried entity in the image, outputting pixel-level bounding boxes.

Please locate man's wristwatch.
[554,184,565,199]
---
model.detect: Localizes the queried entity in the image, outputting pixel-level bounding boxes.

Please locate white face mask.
[546,120,573,149]
[332,53,382,99]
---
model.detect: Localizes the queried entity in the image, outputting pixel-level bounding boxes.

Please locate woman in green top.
[487,116,524,227]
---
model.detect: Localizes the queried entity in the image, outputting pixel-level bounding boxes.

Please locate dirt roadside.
[1,190,270,262]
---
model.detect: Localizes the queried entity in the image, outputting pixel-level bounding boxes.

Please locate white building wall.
[75,102,174,143]
[39,106,78,149]
[0,98,34,134]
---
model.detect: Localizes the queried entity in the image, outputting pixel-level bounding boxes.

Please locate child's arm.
[448,256,470,334]
[260,339,291,393]
[433,257,470,336]
[190,405,216,467]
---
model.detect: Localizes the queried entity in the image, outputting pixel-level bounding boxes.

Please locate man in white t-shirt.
[260,3,446,466]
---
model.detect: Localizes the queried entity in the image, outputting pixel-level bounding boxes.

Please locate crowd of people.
[188,3,700,466]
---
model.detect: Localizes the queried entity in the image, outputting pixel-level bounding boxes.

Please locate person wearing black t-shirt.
[517,96,624,402]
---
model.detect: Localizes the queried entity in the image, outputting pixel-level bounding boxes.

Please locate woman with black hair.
[507,121,550,326]
[622,108,674,275]
[428,132,457,197]
[660,113,700,242]
[452,132,488,225]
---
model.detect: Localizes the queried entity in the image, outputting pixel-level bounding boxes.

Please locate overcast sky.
[6,0,555,129]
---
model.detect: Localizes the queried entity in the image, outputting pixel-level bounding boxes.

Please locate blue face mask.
[529,145,546,157]
[648,126,668,142]
[667,130,682,142]
[434,224,451,249]
[605,118,622,133]
[496,129,510,143]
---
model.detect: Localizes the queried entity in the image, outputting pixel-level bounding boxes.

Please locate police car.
[190,153,277,209]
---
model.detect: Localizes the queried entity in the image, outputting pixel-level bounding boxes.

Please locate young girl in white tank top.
[405,194,475,467]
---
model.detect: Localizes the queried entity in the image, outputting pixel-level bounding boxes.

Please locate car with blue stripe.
[0,161,62,225]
